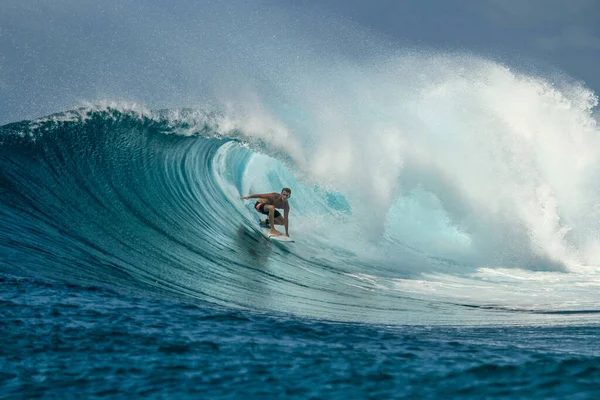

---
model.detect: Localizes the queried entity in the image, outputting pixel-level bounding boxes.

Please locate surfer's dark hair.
[282,187,291,194]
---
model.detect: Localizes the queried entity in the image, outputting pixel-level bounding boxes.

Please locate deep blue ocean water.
[2,107,600,398]
[3,274,600,399]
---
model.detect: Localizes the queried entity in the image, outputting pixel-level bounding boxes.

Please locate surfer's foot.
[270,229,282,236]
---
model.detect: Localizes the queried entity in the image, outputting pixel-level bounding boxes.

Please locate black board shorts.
[255,201,282,218]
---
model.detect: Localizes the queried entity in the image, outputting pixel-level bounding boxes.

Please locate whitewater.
[2,1,600,397]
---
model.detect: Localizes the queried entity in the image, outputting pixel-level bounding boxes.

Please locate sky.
[1,0,599,125]
[294,0,600,86]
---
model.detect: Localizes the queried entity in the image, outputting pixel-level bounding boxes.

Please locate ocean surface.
[2,103,600,398]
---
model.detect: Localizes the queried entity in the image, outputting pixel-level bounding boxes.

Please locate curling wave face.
[1,103,600,326]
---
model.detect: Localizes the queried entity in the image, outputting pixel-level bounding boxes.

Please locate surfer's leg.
[264,205,282,235]
[260,215,283,226]
[263,205,274,227]
[271,209,284,225]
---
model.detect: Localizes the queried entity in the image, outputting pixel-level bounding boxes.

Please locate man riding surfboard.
[241,188,291,237]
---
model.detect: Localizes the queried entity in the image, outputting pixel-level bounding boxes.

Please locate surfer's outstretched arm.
[240,192,277,200]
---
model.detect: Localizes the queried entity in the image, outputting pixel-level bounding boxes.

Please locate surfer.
[241,188,291,237]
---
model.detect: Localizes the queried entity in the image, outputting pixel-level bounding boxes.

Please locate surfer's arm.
[240,192,277,200]
[284,205,289,236]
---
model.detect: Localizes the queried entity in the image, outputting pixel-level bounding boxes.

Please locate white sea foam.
[224,53,600,272]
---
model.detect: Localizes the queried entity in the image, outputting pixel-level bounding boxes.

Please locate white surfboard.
[259,225,295,242]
